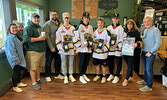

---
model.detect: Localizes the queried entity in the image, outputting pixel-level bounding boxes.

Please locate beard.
[52,18,57,21]
[145,25,152,28]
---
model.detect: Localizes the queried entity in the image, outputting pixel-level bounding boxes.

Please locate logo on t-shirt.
[81,30,85,32]
[61,30,65,33]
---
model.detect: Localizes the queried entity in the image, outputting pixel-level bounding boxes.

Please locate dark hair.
[49,10,57,15]
[124,19,138,32]
[7,23,17,35]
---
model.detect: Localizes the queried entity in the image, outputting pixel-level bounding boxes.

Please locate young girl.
[16,22,26,55]
[73,12,93,84]
[92,17,110,83]
[122,19,142,86]
[5,23,27,92]
[56,12,76,84]
[16,22,24,43]
[107,13,125,84]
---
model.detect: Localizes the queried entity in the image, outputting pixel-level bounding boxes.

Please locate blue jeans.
[142,51,156,88]
[60,54,74,76]
[45,47,61,77]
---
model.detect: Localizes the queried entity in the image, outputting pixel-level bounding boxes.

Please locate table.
[158,51,167,59]
[157,51,167,87]
[158,51,167,65]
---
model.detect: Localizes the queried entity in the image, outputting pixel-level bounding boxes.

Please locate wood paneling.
[159,37,167,51]
[40,37,167,75]
[40,38,167,75]
[74,55,119,74]
[40,55,122,74]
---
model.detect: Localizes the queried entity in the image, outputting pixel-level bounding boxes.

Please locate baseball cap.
[62,12,70,18]
[82,12,90,18]
[31,13,40,18]
[112,13,119,18]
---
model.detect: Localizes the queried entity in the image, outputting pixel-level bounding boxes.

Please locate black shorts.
[93,58,107,66]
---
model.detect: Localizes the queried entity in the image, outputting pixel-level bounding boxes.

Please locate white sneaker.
[13,87,23,93]
[83,75,90,82]
[45,77,52,82]
[69,75,76,82]
[137,80,146,85]
[93,76,100,81]
[17,82,27,87]
[79,76,87,84]
[101,77,106,83]
[54,74,64,80]
[139,85,152,92]
[112,76,119,84]
[64,76,68,84]
[107,74,114,81]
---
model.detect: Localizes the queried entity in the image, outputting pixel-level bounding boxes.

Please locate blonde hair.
[16,22,24,27]
[125,19,138,32]
[96,17,105,24]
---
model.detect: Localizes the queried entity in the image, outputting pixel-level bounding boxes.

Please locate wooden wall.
[40,37,167,75]
[40,55,120,74]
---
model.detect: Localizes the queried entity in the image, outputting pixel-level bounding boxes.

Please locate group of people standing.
[4,10,161,93]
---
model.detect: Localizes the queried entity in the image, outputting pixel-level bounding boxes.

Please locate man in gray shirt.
[43,10,63,82]
[137,16,161,92]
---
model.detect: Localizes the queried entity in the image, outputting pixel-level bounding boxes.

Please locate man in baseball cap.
[31,13,40,18]
[75,11,93,84]
[106,12,124,84]
[23,12,46,90]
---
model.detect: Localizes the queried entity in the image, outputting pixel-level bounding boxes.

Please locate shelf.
[100,16,112,18]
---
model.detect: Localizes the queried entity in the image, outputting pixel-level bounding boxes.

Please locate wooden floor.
[1,69,167,100]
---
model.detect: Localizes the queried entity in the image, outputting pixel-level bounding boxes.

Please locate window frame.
[16,0,45,26]
[0,0,45,48]
[16,2,40,26]
[0,0,12,48]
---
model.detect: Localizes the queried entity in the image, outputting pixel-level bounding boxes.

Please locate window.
[0,16,4,47]
[0,0,6,48]
[16,2,39,26]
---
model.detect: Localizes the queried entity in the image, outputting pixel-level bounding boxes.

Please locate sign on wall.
[85,0,97,19]
[71,0,97,19]
[71,0,84,19]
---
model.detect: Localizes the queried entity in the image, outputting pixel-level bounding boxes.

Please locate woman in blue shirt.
[5,23,27,93]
